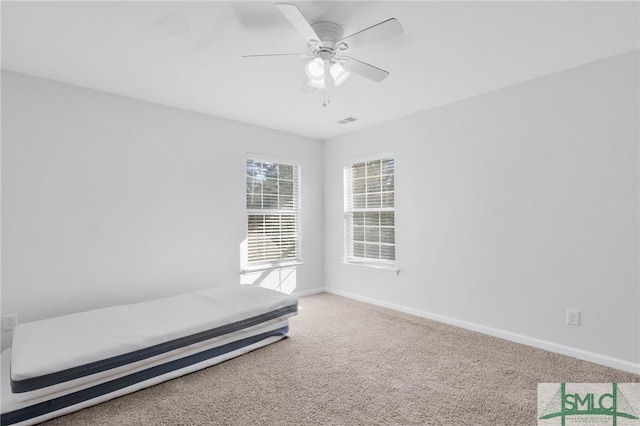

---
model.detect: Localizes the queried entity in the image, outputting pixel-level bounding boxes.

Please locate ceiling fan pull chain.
[323,84,332,107]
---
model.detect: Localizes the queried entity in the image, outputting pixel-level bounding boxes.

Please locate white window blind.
[246,158,300,265]
[344,155,395,263]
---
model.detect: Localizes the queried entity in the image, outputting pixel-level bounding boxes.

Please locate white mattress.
[1,286,298,426]
[11,286,297,387]
[13,316,292,404]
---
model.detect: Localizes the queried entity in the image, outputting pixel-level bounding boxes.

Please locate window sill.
[241,261,305,274]
[341,261,400,275]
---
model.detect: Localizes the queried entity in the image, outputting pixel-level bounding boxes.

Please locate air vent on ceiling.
[337,116,358,125]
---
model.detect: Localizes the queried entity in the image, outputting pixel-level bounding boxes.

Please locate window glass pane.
[279,164,293,180]
[252,181,262,194]
[279,179,293,196]
[254,162,265,180]
[353,194,366,209]
[279,196,293,209]
[367,160,381,176]
[246,177,253,194]
[365,244,380,259]
[382,192,394,208]
[367,177,381,192]
[381,245,395,261]
[263,195,278,209]
[353,212,365,226]
[380,211,394,226]
[381,158,394,174]
[367,193,381,208]
[353,243,365,257]
[365,212,380,226]
[352,178,366,194]
[365,227,380,243]
[352,163,366,179]
[381,227,395,244]
[247,194,261,209]
[353,226,364,242]
[263,178,278,195]
[382,174,394,191]
[265,163,278,178]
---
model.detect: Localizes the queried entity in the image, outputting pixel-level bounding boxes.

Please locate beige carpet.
[45,292,638,425]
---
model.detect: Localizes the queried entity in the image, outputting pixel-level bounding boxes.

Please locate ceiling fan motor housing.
[310,21,345,60]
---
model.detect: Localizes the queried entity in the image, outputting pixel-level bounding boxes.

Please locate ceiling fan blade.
[340,57,390,83]
[241,53,303,58]
[276,3,320,46]
[185,7,238,65]
[339,18,403,51]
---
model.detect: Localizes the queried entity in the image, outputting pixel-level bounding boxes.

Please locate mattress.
[1,286,298,426]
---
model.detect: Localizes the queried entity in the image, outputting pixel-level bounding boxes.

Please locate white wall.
[1,71,324,348]
[324,50,639,370]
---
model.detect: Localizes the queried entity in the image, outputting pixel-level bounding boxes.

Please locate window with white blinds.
[246,158,300,265]
[344,155,395,263]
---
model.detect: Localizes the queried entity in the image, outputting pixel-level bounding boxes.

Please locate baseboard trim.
[324,287,640,375]
[292,287,325,298]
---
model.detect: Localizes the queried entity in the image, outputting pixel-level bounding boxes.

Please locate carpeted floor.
[45,292,638,425]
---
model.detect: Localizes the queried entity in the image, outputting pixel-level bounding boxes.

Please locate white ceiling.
[2,1,638,140]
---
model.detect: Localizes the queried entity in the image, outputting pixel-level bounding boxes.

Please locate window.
[246,157,300,266]
[344,154,395,264]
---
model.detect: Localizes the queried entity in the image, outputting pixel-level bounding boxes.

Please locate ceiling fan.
[242,3,403,94]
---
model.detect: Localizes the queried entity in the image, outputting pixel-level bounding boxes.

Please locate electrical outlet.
[2,314,18,332]
[567,309,580,326]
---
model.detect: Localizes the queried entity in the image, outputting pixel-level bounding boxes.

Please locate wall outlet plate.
[2,314,18,332]
[566,309,580,326]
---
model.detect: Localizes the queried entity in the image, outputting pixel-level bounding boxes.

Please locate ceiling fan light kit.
[305,57,325,80]
[305,58,351,88]
[308,76,326,90]
[329,63,350,86]
[242,3,404,104]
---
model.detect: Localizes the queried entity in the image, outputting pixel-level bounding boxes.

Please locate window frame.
[343,151,396,267]
[244,154,302,270]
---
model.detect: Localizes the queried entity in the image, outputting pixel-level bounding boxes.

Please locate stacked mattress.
[1,286,298,426]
